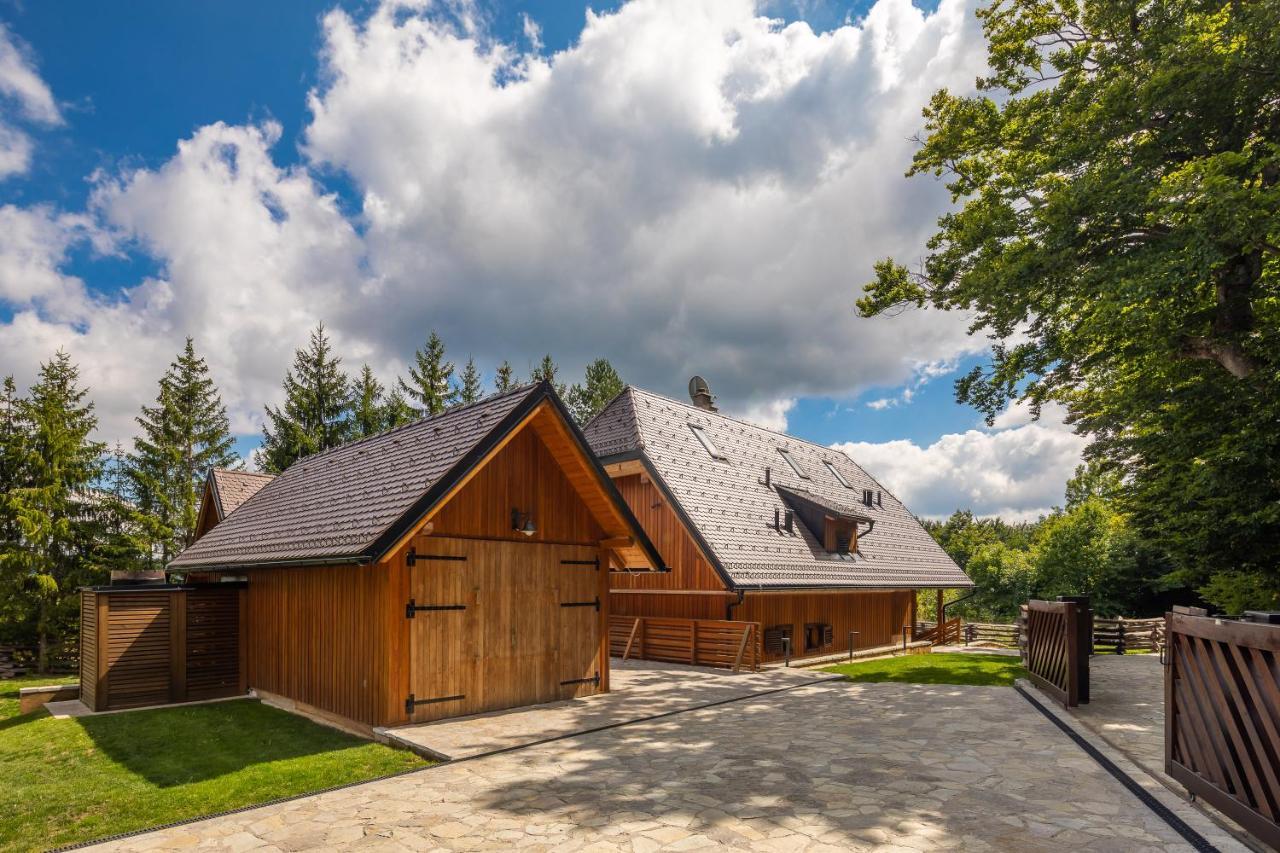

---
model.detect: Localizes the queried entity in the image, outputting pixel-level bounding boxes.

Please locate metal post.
[782,636,791,667]
[848,631,859,661]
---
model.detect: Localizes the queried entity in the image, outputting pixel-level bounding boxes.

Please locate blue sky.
[0,0,1081,519]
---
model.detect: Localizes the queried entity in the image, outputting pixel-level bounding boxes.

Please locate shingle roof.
[172,383,625,570]
[584,387,972,590]
[208,469,275,519]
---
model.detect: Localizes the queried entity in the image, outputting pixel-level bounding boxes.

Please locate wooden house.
[166,382,664,733]
[191,468,274,542]
[584,385,972,663]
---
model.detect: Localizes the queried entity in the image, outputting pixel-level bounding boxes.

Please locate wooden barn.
[161,382,664,733]
[583,383,973,664]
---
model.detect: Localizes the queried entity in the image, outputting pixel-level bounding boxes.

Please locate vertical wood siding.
[608,474,725,591]
[242,563,401,728]
[734,590,915,662]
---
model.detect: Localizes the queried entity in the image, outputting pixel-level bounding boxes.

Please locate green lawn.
[822,652,1027,686]
[0,675,428,852]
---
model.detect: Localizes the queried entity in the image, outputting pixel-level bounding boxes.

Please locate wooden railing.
[609,615,761,672]
[964,622,1020,647]
[1165,611,1280,848]
[1024,599,1083,707]
[917,616,963,646]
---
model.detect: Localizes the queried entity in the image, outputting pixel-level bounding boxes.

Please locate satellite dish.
[688,376,718,412]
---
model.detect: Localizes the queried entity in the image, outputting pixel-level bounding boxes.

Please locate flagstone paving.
[88,673,1246,852]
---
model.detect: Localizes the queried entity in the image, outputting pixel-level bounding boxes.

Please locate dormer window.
[777,448,809,479]
[824,460,851,489]
[690,424,725,460]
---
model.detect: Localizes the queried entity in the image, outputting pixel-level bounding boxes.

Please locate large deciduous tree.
[129,338,238,562]
[860,0,1280,611]
[260,323,351,472]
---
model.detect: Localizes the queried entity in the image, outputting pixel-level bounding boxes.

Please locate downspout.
[939,587,978,630]
[725,589,744,621]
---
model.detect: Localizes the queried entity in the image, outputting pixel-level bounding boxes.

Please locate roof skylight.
[777,448,809,479]
[689,424,726,460]
[824,460,852,489]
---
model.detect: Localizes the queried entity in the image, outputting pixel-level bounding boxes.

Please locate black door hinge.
[560,558,600,570]
[406,547,467,566]
[405,693,465,715]
[406,598,467,618]
[560,597,600,611]
[560,671,601,687]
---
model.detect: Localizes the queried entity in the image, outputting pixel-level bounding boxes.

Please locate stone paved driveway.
[93,677,1216,852]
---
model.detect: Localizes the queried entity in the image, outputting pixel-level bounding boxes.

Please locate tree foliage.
[0,353,110,670]
[860,0,1280,611]
[459,356,484,405]
[398,331,458,416]
[565,358,624,425]
[493,361,518,393]
[259,323,351,472]
[529,354,565,397]
[128,339,238,563]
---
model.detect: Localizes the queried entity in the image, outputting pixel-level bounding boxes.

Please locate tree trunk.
[36,600,49,675]
[1180,251,1262,378]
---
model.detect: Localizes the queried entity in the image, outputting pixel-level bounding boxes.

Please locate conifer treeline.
[0,327,624,668]
[257,323,624,472]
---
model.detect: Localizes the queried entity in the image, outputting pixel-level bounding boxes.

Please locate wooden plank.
[732,625,751,672]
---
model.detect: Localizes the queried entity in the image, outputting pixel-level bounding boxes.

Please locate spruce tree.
[129,338,238,560]
[382,387,417,429]
[566,358,625,425]
[459,356,483,405]
[0,377,29,639]
[5,352,105,671]
[260,323,351,472]
[397,331,457,416]
[351,364,387,438]
[530,354,566,396]
[494,361,518,393]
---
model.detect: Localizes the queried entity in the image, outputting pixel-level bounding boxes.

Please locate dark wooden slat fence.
[1024,599,1082,707]
[1165,611,1280,848]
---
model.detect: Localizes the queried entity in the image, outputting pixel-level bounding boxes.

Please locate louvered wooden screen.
[79,585,242,712]
[1165,612,1280,848]
[1024,599,1080,707]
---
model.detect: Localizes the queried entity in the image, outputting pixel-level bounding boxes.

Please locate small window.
[824,460,851,489]
[777,448,809,479]
[805,623,834,652]
[689,424,725,460]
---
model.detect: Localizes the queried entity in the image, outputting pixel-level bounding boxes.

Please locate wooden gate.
[1024,599,1082,707]
[407,538,605,723]
[1164,611,1280,848]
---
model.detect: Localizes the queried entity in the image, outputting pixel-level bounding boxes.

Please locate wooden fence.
[1094,617,1164,653]
[609,615,761,672]
[964,616,1164,654]
[1023,599,1083,707]
[80,584,244,711]
[917,616,962,646]
[1165,611,1280,848]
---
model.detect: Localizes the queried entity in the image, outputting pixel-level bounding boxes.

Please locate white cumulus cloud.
[0,22,62,177]
[836,403,1088,521]
[1,0,996,451]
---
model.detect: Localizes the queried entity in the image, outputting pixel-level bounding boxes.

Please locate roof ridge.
[213,468,274,479]
[626,385,846,459]
[287,382,542,468]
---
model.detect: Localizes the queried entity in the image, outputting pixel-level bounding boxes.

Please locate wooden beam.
[622,618,641,661]
[603,459,646,478]
[732,625,751,673]
[599,536,633,550]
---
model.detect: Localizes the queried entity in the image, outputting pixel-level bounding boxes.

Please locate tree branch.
[1179,337,1259,379]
